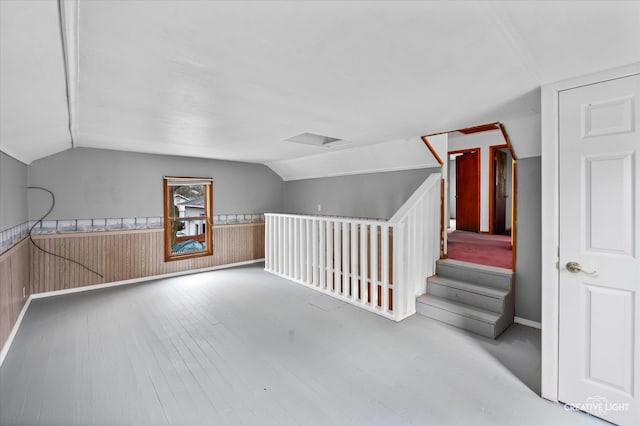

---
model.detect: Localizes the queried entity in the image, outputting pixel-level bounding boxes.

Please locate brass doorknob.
[566,261,597,275]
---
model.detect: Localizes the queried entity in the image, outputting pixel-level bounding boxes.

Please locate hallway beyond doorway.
[447,229,512,269]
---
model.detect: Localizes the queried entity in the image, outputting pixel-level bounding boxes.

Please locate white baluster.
[283,217,288,277]
[381,225,389,313]
[326,220,333,291]
[269,216,274,271]
[283,216,287,275]
[299,217,305,282]
[265,216,270,270]
[306,219,312,284]
[319,220,326,289]
[274,216,279,273]
[297,217,303,280]
[292,217,297,278]
[370,224,378,309]
[393,223,404,319]
[312,219,318,286]
[273,216,277,272]
[289,217,294,278]
[350,223,358,301]
[342,222,350,298]
[283,217,287,275]
[360,223,368,304]
[278,216,284,274]
[334,221,341,295]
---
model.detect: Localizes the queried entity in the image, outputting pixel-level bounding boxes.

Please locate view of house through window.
[163,177,214,261]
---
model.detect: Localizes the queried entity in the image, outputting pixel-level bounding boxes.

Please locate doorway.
[422,122,517,270]
[489,145,513,236]
[450,148,479,232]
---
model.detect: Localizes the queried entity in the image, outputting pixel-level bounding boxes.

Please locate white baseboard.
[0,258,265,366]
[514,316,541,329]
[0,296,32,367]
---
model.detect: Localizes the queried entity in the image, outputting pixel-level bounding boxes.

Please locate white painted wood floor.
[1,263,604,425]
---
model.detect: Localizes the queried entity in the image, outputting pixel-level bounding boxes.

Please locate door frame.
[449,147,481,233]
[488,144,509,235]
[422,123,518,267]
[540,62,640,403]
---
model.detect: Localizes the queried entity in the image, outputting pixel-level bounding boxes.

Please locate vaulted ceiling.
[1,1,639,170]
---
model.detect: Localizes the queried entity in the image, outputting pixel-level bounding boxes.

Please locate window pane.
[170,184,206,219]
[170,219,207,254]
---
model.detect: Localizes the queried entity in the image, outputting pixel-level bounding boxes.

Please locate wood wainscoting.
[30,222,265,294]
[0,238,30,351]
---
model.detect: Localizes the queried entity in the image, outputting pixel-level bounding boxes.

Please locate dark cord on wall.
[28,186,104,278]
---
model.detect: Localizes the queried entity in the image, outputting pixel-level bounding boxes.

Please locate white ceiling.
[1,0,639,169]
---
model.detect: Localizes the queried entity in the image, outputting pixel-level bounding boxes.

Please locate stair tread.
[417,294,501,324]
[428,275,510,299]
[437,258,513,277]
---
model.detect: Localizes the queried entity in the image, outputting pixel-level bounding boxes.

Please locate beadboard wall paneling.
[30,223,265,293]
[0,238,30,351]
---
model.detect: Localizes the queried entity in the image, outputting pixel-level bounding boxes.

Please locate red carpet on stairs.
[447,230,513,269]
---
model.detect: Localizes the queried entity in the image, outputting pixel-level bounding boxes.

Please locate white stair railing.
[265,214,396,319]
[265,172,441,321]
[388,172,442,320]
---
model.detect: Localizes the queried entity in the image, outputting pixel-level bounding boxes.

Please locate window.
[163,176,214,261]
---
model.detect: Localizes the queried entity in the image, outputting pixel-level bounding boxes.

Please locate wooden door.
[558,73,639,425]
[455,150,479,232]
[493,149,507,235]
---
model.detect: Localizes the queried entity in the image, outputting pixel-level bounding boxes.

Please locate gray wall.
[0,151,28,230]
[514,157,541,323]
[28,148,284,220]
[283,168,440,220]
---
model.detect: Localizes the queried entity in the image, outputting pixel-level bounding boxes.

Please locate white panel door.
[559,74,640,425]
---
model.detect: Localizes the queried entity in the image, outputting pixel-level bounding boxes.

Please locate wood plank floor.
[1,263,604,425]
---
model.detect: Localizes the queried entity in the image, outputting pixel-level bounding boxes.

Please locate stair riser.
[427,281,505,313]
[436,263,512,290]
[495,291,515,335]
[416,302,497,338]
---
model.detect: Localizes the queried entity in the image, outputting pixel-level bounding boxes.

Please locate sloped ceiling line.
[58,0,79,147]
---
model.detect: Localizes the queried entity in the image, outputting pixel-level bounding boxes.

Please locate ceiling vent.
[284,132,349,148]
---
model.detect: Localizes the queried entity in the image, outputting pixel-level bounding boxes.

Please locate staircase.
[416,258,514,338]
